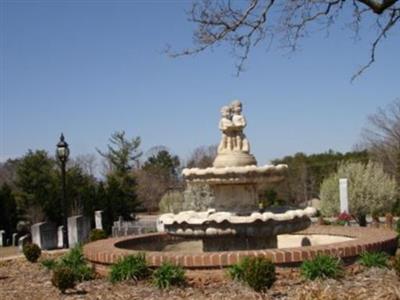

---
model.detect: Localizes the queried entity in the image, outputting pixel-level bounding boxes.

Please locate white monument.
[0,230,5,247]
[339,178,349,213]
[95,210,103,230]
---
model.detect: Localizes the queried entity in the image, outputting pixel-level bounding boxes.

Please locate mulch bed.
[0,258,399,300]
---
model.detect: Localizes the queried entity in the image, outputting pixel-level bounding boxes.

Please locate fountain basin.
[83,225,398,276]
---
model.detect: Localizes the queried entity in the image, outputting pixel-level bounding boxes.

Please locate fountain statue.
[159,100,316,251]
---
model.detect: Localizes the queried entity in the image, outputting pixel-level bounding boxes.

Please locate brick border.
[83,225,398,276]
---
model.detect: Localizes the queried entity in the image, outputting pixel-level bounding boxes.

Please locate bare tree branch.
[168,0,399,80]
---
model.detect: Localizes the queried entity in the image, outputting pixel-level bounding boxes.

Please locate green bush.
[396,219,400,235]
[393,255,400,276]
[228,256,276,292]
[152,262,186,289]
[60,245,94,281]
[41,258,58,270]
[358,251,388,268]
[52,267,76,293]
[23,243,41,263]
[300,254,343,280]
[89,229,107,242]
[109,253,149,283]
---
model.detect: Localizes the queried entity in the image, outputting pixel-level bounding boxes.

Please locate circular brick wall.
[83,225,398,276]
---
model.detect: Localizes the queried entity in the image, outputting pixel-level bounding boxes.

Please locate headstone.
[68,215,91,248]
[12,233,18,246]
[95,210,103,230]
[18,234,30,251]
[57,226,64,248]
[339,178,349,213]
[31,222,58,250]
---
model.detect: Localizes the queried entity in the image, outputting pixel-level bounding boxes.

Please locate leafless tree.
[362,98,400,184]
[73,154,98,177]
[186,145,218,168]
[168,0,399,80]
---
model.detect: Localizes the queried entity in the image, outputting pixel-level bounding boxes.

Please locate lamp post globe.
[56,133,70,248]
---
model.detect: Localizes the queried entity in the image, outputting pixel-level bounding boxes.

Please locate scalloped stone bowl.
[159,207,316,251]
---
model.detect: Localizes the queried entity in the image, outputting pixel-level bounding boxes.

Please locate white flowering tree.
[320,161,397,226]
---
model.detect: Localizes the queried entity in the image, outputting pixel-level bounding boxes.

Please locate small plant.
[228,263,245,281]
[152,262,186,289]
[109,253,149,283]
[89,229,107,242]
[41,258,58,270]
[396,218,400,235]
[23,243,41,263]
[358,251,388,268]
[300,254,343,280]
[60,245,94,281]
[393,255,400,277]
[52,267,76,293]
[228,256,276,292]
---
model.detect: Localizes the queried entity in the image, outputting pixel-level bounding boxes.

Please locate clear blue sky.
[1,0,399,166]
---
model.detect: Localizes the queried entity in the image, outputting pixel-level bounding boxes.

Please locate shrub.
[23,243,41,263]
[152,262,186,289]
[300,254,343,280]
[228,256,276,292]
[41,258,58,270]
[396,219,400,235]
[393,255,400,276]
[358,251,388,268]
[320,161,397,225]
[89,229,107,242]
[52,267,76,293]
[109,253,149,283]
[60,245,94,281]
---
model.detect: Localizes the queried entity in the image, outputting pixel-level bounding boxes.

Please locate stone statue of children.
[218,105,234,153]
[230,100,250,153]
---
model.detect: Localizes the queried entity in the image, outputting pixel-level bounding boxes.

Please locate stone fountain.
[159,100,316,251]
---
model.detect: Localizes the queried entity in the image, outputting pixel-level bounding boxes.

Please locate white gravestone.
[12,233,18,246]
[95,210,103,230]
[339,178,349,213]
[0,230,5,247]
[68,215,91,248]
[57,226,64,248]
[31,222,58,250]
[18,234,30,251]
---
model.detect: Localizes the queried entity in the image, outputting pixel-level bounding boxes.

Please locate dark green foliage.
[51,267,76,293]
[41,258,58,270]
[259,189,285,208]
[23,243,41,263]
[109,253,149,283]
[89,229,107,242]
[300,254,343,280]
[358,251,388,268]
[0,183,18,241]
[15,150,60,222]
[60,246,94,281]
[393,255,400,277]
[272,150,369,204]
[396,218,400,235]
[228,256,276,292]
[143,149,180,177]
[152,262,186,289]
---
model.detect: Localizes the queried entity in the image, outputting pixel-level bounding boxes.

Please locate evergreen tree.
[14,150,59,223]
[0,183,18,241]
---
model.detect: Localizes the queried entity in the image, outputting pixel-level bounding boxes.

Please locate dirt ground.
[0,258,400,300]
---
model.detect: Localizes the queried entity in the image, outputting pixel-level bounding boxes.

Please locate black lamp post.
[56,133,70,248]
